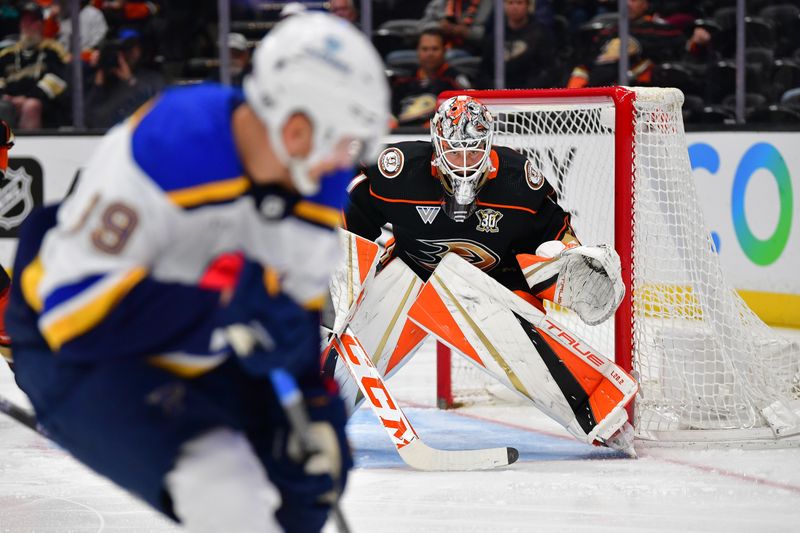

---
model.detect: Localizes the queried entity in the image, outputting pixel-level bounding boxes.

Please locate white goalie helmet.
[243,12,390,195]
[431,95,495,221]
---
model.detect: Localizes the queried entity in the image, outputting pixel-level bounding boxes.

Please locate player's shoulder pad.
[494,145,549,193]
[131,84,247,207]
[368,141,432,189]
[292,167,350,229]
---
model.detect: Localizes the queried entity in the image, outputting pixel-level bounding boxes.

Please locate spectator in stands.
[41,1,60,40]
[329,0,358,25]
[0,3,68,129]
[561,0,615,32]
[390,28,470,127]
[654,0,701,31]
[227,32,250,88]
[56,0,109,61]
[477,0,557,89]
[85,28,164,128]
[420,0,492,56]
[100,0,163,64]
[684,23,717,63]
[567,0,683,88]
[99,0,159,31]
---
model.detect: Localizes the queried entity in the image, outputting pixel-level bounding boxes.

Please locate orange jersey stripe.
[369,188,441,206]
[475,200,537,216]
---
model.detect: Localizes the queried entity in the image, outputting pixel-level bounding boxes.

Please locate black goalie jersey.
[344,141,576,293]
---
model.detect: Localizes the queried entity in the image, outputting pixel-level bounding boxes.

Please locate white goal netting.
[446,87,800,444]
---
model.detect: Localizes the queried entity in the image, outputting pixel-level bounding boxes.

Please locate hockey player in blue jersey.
[5,12,389,533]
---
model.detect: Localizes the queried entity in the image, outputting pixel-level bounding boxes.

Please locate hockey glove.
[213,261,320,378]
[286,420,342,480]
[271,380,353,507]
[555,244,624,325]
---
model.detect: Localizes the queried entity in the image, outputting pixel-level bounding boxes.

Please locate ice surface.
[2,332,800,532]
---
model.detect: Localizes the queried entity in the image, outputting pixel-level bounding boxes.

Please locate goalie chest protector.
[345,141,574,292]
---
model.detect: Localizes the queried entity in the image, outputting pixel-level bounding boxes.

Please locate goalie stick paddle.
[327,328,518,471]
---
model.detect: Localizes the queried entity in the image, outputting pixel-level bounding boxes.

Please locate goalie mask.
[431,95,494,222]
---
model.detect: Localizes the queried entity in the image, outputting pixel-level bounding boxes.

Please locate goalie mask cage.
[436,87,800,446]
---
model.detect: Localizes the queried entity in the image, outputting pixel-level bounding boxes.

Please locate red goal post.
[434,87,800,446]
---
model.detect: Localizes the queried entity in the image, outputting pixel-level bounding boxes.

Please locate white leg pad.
[165,428,282,533]
[331,258,426,412]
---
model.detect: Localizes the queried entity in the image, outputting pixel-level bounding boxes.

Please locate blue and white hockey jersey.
[20,84,349,375]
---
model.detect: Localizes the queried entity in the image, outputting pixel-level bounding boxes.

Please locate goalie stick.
[325,327,518,471]
[0,393,40,434]
[328,230,518,470]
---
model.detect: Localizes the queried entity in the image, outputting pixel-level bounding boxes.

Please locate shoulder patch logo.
[378,148,405,179]
[524,160,545,190]
[475,208,503,233]
[416,205,440,224]
[378,147,404,178]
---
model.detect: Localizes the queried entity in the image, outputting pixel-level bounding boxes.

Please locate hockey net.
[436,87,800,445]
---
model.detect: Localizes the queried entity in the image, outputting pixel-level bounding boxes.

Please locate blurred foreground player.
[6,13,389,533]
[0,119,14,367]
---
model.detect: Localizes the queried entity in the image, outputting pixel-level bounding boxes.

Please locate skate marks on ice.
[343,407,800,533]
[0,494,104,532]
[0,415,178,533]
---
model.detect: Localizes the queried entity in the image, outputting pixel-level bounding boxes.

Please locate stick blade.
[398,439,519,471]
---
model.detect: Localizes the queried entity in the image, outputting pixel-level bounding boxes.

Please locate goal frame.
[435,87,637,412]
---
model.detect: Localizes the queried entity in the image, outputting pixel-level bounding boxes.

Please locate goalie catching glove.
[520,241,624,326]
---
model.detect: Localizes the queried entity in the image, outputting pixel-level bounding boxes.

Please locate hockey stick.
[327,232,517,470]
[1,382,354,533]
[269,369,350,533]
[326,328,518,471]
[0,393,42,434]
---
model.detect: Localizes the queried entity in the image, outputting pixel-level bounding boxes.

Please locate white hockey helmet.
[243,12,390,195]
[431,95,495,221]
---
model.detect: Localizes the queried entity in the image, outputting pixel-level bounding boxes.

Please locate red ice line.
[397,399,800,495]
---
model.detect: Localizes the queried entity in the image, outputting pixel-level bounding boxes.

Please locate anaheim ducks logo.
[408,239,500,272]
[378,147,404,178]
[524,160,545,190]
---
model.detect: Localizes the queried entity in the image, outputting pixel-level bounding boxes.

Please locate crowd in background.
[0,0,798,130]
